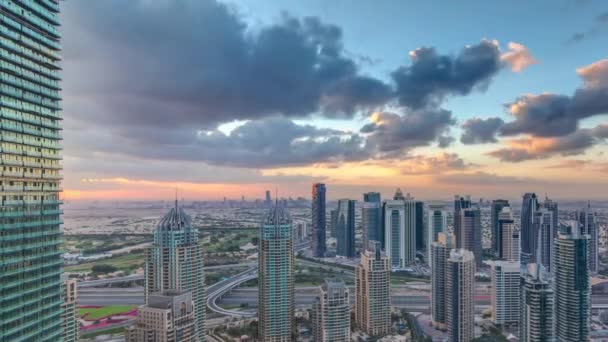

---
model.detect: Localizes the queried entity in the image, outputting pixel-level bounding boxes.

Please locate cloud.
[399,153,474,175]
[501,59,608,137]
[391,40,503,109]
[500,42,537,72]
[567,11,608,44]
[460,117,505,144]
[362,109,455,155]
[435,171,548,186]
[487,124,608,162]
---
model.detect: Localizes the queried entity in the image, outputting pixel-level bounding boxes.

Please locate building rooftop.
[157,201,192,232]
[264,201,291,226]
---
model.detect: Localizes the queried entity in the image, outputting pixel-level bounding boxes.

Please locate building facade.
[491,199,510,257]
[312,280,350,342]
[579,203,598,274]
[520,263,554,342]
[455,205,482,267]
[446,249,475,342]
[336,199,355,258]
[355,241,391,337]
[362,192,382,249]
[126,290,196,342]
[312,183,326,257]
[521,193,539,265]
[489,261,520,325]
[426,201,447,265]
[0,1,64,340]
[384,189,417,268]
[554,223,590,342]
[431,232,453,330]
[61,276,79,342]
[258,202,295,341]
[145,203,205,341]
[534,208,554,271]
[498,207,519,262]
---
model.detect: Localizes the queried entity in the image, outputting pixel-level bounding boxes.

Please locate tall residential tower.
[431,232,453,330]
[384,189,417,268]
[312,183,326,257]
[312,280,350,342]
[520,263,554,342]
[362,192,382,249]
[446,249,475,342]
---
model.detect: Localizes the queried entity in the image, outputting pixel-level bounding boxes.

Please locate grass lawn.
[78,305,136,320]
[65,252,145,273]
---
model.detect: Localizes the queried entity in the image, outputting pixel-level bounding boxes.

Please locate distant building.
[520,263,554,342]
[554,222,590,342]
[541,196,559,240]
[293,221,308,241]
[336,199,356,258]
[579,203,598,274]
[431,233,453,330]
[455,203,482,267]
[356,241,391,337]
[498,207,519,262]
[384,189,417,268]
[312,280,350,342]
[330,208,338,238]
[126,290,196,342]
[446,249,475,342]
[489,261,520,325]
[521,193,539,265]
[415,200,425,251]
[265,190,272,206]
[426,202,447,265]
[491,199,510,257]
[61,276,79,342]
[145,202,205,341]
[312,183,327,257]
[362,192,382,249]
[259,202,295,341]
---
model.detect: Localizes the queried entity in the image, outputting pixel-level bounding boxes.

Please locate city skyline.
[57,0,608,201]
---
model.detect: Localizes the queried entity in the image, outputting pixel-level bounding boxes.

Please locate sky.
[58,0,608,202]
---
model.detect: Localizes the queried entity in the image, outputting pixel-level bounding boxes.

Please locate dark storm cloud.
[390,40,503,109]
[460,117,505,144]
[362,109,455,155]
[500,59,608,137]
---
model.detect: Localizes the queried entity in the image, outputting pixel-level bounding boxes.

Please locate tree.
[91,264,118,274]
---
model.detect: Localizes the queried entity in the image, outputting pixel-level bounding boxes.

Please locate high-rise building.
[491,200,510,256]
[534,208,554,271]
[312,183,327,257]
[336,199,356,258]
[542,195,559,239]
[498,207,519,262]
[384,189,417,268]
[0,1,64,341]
[126,290,196,342]
[520,263,554,342]
[431,232,453,330]
[145,202,205,341]
[521,193,539,265]
[427,202,447,266]
[579,202,598,274]
[554,223,590,342]
[453,195,471,238]
[362,192,382,249]
[61,276,79,342]
[312,280,350,342]
[446,249,475,342]
[265,190,272,206]
[489,261,520,326]
[455,204,482,267]
[330,208,338,238]
[355,241,391,337]
[259,202,295,341]
[415,200,425,251]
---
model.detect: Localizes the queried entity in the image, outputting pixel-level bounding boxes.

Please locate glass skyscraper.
[336,199,355,258]
[311,183,326,257]
[1,1,64,341]
[491,199,510,257]
[259,202,295,341]
[362,192,381,248]
[521,192,539,265]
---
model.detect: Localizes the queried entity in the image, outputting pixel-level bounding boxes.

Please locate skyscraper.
[534,208,554,271]
[145,202,205,341]
[355,241,391,337]
[415,200,425,251]
[431,232,453,330]
[498,207,519,262]
[330,208,338,238]
[446,249,475,342]
[491,199,510,257]
[312,280,350,342]
[0,1,64,341]
[259,202,295,341]
[489,261,520,326]
[126,290,196,342]
[336,199,355,258]
[426,202,447,265]
[312,183,326,257]
[362,192,382,248]
[384,189,417,268]
[265,190,272,206]
[455,204,482,267]
[578,203,598,274]
[542,195,559,239]
[61,276,79,342]
[520,263,554,342]
[521,193,539,265]
[554,223,590,342]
